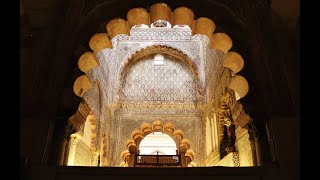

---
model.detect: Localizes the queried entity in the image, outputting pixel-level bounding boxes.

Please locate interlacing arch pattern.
[67,2,253,167]
[120,120,195,167]
[72,3,249,101]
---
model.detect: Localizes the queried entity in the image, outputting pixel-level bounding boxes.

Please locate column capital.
[69,133,81,145]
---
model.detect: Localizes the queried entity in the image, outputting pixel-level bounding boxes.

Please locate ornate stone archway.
[120,120,195,167]
[65,2,255,167]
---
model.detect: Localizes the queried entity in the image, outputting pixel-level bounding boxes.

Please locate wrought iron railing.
[135,154,181,167]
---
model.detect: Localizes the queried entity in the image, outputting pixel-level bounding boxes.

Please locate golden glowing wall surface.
[74,139,92,166]
[215,152,238,167]
[82,119,92,147]
[235,127,254,166]
[205,118,213,156]
[204,126,254,167]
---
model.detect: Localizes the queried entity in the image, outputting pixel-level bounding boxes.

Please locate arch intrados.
[142,130,175,140]
[126,121,189,148]
[73,0,247,44]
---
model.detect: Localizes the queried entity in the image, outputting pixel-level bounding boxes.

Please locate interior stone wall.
[82,119,92,147]
[205,118,213,156]
[205,150,220,166]
[105,53,205,166]
[74,139,92,166]
[121,55,197,102]
[215,152,239,167]
[111,114,203,166]
[235,127,254,166]
[207,127,254,167]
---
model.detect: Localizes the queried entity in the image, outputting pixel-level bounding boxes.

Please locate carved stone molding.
[92,25,224,107]
[232,152,240,167]
[115,102,200,115]
[70,134,81,145]
[215,152,240,167]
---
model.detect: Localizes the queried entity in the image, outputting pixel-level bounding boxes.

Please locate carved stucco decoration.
[80,23,226,166]
[66,0,258,167]
[120,55,197,102]
[115,102,200,115]
[92,25,224,106]
[116,117,203,166]
[120,120,198,167]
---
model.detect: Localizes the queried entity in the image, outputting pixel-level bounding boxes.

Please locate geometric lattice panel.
[121,54,197,102]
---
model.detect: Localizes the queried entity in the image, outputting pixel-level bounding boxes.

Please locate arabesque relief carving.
[66,2,254,167]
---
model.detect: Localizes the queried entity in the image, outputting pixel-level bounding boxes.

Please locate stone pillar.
[126,143,138,167]
[254,138,262,166]
[63,139,70,165]
[100,133,108,166]
[67,134,81,166]
[60,122,77,166]
[209,117,214,153]
[58,137,67,165]
[173,130,184,154]
[54,120,69,166]
[180,153,187,167]
[91,151,100,166]
[129,154,136,167]
[247,119,261,166]
[248,137,257,166]
[185,156,192,166]
[212,113,219,151]
[100,151,107,166]
[175,136,182,154]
